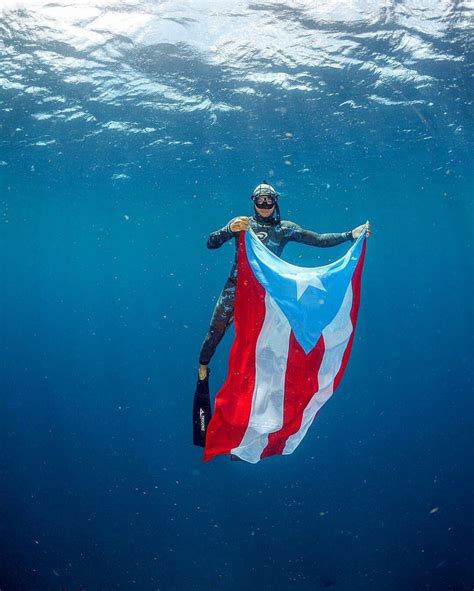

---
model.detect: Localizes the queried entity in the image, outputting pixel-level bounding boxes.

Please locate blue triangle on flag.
[245,230,365,354]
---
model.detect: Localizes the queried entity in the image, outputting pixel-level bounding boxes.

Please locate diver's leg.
[193,279,235,447]
[198,278,236,374]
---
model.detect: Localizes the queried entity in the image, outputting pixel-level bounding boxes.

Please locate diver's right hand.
[230,217,250,232]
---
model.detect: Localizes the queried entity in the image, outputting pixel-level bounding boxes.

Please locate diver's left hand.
[352,221,371,239]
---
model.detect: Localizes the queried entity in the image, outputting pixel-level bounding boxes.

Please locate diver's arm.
[206,222,235,249]
[285,222,353,247]
[206,217,248,249]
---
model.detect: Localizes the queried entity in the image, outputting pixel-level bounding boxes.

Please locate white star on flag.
[283,271,327,301]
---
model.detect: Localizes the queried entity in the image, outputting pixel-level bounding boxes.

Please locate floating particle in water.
[429,506,439,514]
[123,214,129,221]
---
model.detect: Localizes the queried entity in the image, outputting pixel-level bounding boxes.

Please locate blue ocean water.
[0,1,472,589]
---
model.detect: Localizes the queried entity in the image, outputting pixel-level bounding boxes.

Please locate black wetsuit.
[199,211,354,365]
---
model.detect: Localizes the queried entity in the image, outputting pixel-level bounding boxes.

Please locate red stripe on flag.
[204,232,266,461]
[333,238,367,391]
[261,333,325,458]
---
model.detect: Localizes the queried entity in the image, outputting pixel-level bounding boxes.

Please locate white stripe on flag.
[283,283,354,455]
[231,293,291,463]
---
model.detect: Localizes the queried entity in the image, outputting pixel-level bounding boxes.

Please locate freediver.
[193,181,371,446]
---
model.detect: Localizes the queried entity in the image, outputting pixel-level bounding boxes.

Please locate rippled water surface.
[1,1,473,590]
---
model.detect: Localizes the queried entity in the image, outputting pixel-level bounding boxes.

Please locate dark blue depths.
[0,2,472,590]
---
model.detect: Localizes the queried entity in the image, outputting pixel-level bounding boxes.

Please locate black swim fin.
[193,369,212,447]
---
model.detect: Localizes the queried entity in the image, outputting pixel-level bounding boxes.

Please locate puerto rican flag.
[204,226,367,463]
